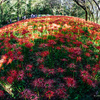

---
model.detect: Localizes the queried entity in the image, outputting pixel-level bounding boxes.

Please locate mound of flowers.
[0,16,100,100]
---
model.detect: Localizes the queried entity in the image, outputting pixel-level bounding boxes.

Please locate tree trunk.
[85,10,88,21]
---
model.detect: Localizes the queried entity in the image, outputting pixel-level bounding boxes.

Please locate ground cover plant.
[0,16,100,100]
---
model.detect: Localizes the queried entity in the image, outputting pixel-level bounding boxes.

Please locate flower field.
[0,15,100,100]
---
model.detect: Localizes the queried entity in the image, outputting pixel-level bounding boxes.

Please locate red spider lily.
[41,51,49,57]
[86,79,96,87]
[7,51,13,58]
[87,41,93,45]
[96,46,100,50]
[7,58,13,65]
[59,38,65,43]
[56,46,61,50]
[41,67,48,73]
[9,70,17,78]
[18,55,24,61]
[68,63,76,68]
[76,56,81,62]
[45,90,54,99]
[22,29,29,35]
[0,90,4,97]
[32,78,44,87]
[47,39,56,45]
[60,58,67,61]
[63,77,76,88]
[0,76,5,81]
[57,68,65,73]
[85,52,91,57]
[25,42,34,48]
[25,64,33,71]
[73,41,82,47]
[55,88,67,98]
[47,69,55,75]
[85,64,91,70]
[27,73,32,77]
[44,79,54,89]
[80,70,96,87]
[17,70,24,81]
[7,76,14,84]
[82,44,88,49]
[95,55,98,58]
[20,89,32,99]
[37,58,44,63]
[29,93,39,100]
[0,46,4,49]
[17,51,22,55]
[39,43,48,48]
[38,64,44,69]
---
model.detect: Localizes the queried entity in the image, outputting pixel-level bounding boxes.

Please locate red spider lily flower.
[76,56,81,62]
[47,39,56,45]
[25,42,34,48]
[86,79,96,87]
[7,76,14,84]
[29,93,39,100]
[44,79,54,89]
[0,90,4,97]
[85,52,91,57]
[38,64,44,69]
[96,46,100,50]
[35,52,41,56]
[37,58,44,63]
[59,38,65,43]
[64,77,76,88]
[85,64,91,70]
[41,51,49,57]
[95,55,98,58]
[27,73,32,77]
[68,63,76,68]
[25,64,33,71]
[60,58,67,61]
[17,64,22,68]
[0,46,4,49]
[39,43,48,48]
[56,46,61,50]
[10,70,17,78]
[22,29,29,35]
[0,63,3,69]
[17,51,22,55]
[45,90,54,99]
[41,67,48,73]
[20,89,32,99]
[82,44,88,49]
[17,70,24,81]
[57,68,65,73]
[7,58,13,65]
[29,48,33,51]
[88,49,93,53]
[0,76,5,81]
[68,54,75,59]
[55,88,67,98]
[47,69,55,75]
[87,41,93,45]
[1,55,8,61]
[73,41,82,47]
[18,55,24,61]
[67,78,76,87]
[32,78,44,87]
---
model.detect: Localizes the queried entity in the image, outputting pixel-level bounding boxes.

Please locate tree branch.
[93,0,100,10]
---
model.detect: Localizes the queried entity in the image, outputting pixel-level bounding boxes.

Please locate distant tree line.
[0,0,100,27]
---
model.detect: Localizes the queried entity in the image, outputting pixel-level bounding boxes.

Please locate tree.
[73,0,88,21]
